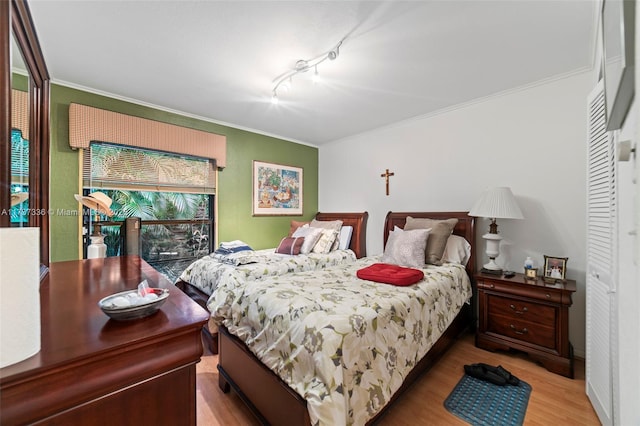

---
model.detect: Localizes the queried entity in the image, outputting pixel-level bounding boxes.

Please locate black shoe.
[475,363,520,385]
[495,365,520,385]
[464,364,507,386]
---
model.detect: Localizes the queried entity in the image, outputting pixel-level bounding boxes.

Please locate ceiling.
[24,1,597,146]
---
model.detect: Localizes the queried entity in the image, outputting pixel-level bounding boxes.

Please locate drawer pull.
[490,284,495,288]
[545,293,551,299]
[509,304,528,315]
[510,324,528,335]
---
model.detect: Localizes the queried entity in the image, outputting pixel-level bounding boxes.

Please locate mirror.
[10,31,29,226]
[1,0,50,265]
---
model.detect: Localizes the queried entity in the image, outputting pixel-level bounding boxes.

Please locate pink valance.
[69,103,226,168]
[11,89,29,140]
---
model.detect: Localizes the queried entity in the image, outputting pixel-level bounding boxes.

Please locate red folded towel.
[356,263,424,286]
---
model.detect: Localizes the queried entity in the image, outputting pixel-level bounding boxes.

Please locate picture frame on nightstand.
[543,255,568,283]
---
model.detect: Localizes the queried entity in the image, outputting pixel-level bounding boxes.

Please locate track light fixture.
[271,40,343,104]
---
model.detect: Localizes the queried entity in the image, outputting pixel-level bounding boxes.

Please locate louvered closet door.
[586,80,617,426]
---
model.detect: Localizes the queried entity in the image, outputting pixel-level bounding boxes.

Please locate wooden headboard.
[315,212,368,258]
[383,211,476,277]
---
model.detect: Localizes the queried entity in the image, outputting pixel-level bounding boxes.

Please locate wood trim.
[1,0,50,265]
[0,0,10,227]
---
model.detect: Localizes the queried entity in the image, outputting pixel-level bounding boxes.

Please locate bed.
[175,212,369,353]
[212,211,476,425]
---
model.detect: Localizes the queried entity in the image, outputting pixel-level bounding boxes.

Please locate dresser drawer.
[487,314,556,349]
[487,295,556,328]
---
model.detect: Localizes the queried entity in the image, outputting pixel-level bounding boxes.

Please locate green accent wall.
[12,73,28,91]
[49,84,318,262]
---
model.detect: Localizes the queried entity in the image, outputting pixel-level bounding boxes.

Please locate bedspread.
[177,248,357,295]
[209,257,472,426]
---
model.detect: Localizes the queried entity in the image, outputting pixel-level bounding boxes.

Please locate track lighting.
[271,40,343,102]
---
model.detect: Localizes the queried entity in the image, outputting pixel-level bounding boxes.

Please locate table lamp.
[74,192,114,258]
[469,187,523,273]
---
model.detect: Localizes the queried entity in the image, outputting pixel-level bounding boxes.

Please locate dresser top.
[0,255,209,379]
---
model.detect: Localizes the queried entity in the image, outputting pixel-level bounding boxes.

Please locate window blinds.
[83,142,216,194]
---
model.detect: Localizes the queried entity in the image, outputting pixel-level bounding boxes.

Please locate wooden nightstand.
[475,271,577,378]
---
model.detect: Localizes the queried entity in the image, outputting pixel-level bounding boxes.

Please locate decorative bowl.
[98,288,169,321]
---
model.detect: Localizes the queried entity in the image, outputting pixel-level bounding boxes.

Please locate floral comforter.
[209,257,472,426]
[177,248,357,296]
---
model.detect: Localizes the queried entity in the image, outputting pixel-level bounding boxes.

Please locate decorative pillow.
[380,227,430,268]
[288,220,310,237]
[311,229,340,254]
[338,226,353,250]
[310,219,343,251]
[275,236,305,255]
[292,226,323,254]
[442,235,472,266]
[404,217,458,265]
[357,263,424,286]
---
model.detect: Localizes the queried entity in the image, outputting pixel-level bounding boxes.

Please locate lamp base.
[480,267,503,275]
[88,235,107,259]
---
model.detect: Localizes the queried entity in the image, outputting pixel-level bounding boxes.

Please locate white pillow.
[338,226,353,250]
[442,235,472,266]
[292,226,323,254]
[381,227,430,268]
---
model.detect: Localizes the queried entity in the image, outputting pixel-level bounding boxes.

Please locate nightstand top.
[475,271,576,293]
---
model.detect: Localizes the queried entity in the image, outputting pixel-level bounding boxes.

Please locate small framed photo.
[543,255,568,283]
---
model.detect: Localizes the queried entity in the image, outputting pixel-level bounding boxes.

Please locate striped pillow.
[275,236,305,255]
[311,229,340,254]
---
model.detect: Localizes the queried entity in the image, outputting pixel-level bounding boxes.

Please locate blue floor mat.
[444,374,532,426]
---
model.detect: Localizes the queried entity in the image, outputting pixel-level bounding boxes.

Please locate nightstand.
[475,271,577,378]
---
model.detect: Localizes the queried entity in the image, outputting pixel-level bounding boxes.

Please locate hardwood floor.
[195,331,600,425]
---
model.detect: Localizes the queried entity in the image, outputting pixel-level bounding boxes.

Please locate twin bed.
[175,212,369,353]
[177,211,475,425]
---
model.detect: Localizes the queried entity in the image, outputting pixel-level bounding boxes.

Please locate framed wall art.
[543,255,568,283]
[253,160,303,216]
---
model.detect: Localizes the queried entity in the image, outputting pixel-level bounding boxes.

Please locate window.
[82,142,215,281]
[10,129,29,224]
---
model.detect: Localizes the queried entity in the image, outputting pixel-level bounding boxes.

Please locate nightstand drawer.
[487,315,556,349]
[487,295,556,327]
[477,278,563,304]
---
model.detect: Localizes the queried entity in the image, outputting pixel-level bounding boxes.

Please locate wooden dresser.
[0,256,209,425]
[476,271,576,378]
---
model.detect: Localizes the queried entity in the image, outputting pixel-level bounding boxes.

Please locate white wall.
[319,71,592,357]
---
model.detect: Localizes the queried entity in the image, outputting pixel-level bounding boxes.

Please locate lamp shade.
[468,187,524,219]
[0,228,41,368]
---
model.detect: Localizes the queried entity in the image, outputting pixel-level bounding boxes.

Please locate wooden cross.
[380,169,395,196]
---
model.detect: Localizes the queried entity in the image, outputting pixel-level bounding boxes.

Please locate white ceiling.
[25,0,597,146]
